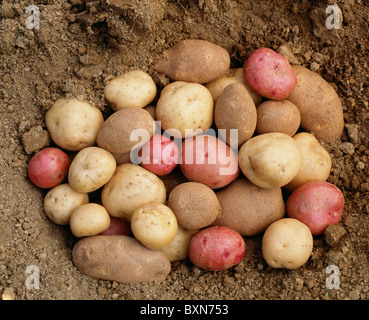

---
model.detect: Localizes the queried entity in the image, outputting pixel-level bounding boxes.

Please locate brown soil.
[1,0,369,300]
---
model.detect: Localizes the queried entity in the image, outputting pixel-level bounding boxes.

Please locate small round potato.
[256,100,301,136]
[43,183,89,225]
[104,70,157,111]
[68,147,116,193]
[238,132,302,189]
[70,203,110,237]
[262,218,313,269]
[101,163,167,222]
[45,98,104,151]
[284,132,332,191]
[160,226,199,262]
[205,68,262,105]
[131,203,178,250]
[156,81,214,138]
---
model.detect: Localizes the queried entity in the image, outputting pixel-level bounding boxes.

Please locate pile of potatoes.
[28,39,346,283]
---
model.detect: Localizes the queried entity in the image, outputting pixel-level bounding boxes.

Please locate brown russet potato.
[214,82,257,147]
[97,108,154,154]
[72,235,171,283]
[154,39,230,84]
[286,65,344,143]
[212,178,285,236]
[168,182,220,230]
[256,100,301,136]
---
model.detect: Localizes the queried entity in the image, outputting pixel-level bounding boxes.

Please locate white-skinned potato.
[45,98,104,151]
[70,203,110,237]
[104,70,157,111]
[68,147,116,193]
[131,203,178,250]
[101,163,167,222]
[262,218,313,269]
[238,132,302,189]
[205,68,262,105]
[160,226,199,262]
[284,132,332,191]
[43,183,89,225]
[156,81,214,138]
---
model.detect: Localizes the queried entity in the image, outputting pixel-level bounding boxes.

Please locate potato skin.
[97,108,154,154]
[154,39,230,84]
[286,65,344,143]
[214,82,257,147]
[101,163,167,222]
[168,182,220,229]
[262,218,313,269]
[286,181,345,236]
[72,235,171,283]
[256,100,301,136]
[212,178,285,236]
[189,226,245,271]
[45,98,104,151]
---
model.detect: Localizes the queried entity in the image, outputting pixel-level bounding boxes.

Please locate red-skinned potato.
[100,216,131,236]
[28,147,70,189]
[189,226,245,271]
[243,48,297,100]
[286,181,345,236]
[139,134,180,176]
[180,135,239,189]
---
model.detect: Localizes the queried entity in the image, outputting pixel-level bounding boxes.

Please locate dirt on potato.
[1,0,369,300]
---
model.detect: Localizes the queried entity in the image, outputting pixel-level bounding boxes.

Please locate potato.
[262,218,313,269]
[189,226,245,271]
[284,132,332,191]
[154,39,230,84]
[101,163,167,222]
[168,182,220,229]
[43,183,89,225]
[180,135,239,189]
[286,65,344,143]
[68,147,116,193]
[238,132,302,189]
[28,147,70,189]
[156,81,213,138]
[205,68,262,105]
[256,100,301,136]
[45,98,104,151]
[139,134,180,176]
[160,226,199,262]
[100,216,131,236]
[214,82,257,147]
[286,181,345,236]
[104,70,157,111]
[131,203,178,250]
[243,48,297,100]
[69,203,110,237]
[72,235,171,283]
[97,107,154,154]
[212,178,285,236]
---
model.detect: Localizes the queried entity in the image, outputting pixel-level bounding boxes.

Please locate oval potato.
[72,235,171,283]
[286,65,344,143]
[154,39,230,84]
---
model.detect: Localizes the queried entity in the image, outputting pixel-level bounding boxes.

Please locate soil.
[1,0,369,301]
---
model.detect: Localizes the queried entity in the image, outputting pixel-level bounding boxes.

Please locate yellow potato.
[101,163,167,222]
[205,68,262,105]
[284,132,332,191]
[238,132,302,189]
[160,226,199,262]
[131,203,178,250]
[104,70,157,111]
[70,203,110,237]
[262,218,313,269]
[68,147,116,193]
[43,183,89,225]
[156,81,214,138]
